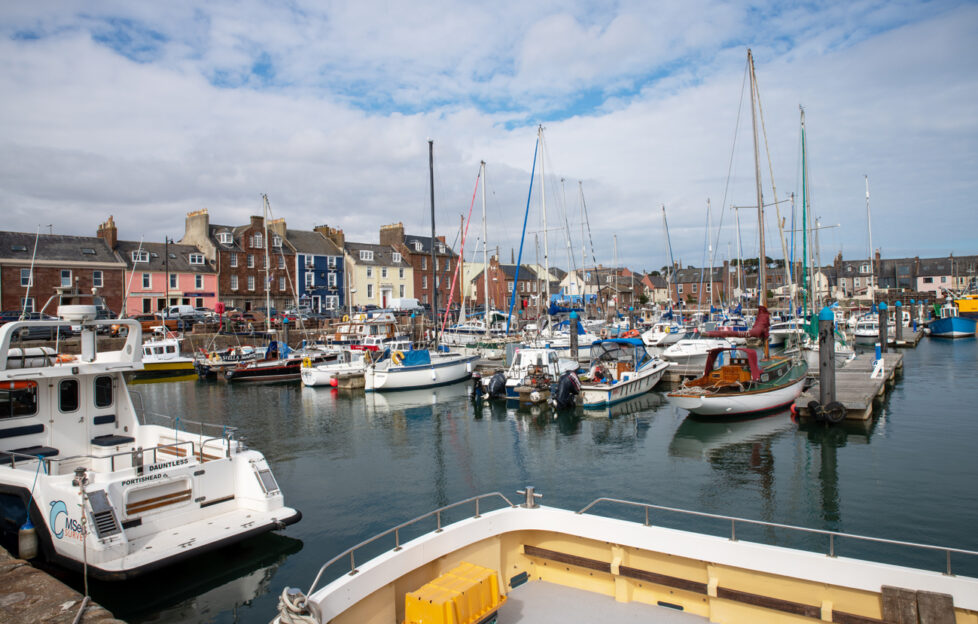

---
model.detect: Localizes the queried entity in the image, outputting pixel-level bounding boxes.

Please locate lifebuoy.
[342,314,350,322]
[623,329,640,338]
[599,329,608,339]
[392,350,405,365]
[302,357,312,368]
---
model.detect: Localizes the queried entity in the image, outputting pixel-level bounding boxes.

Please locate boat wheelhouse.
[578,338,669,407]
[0,298,300,579]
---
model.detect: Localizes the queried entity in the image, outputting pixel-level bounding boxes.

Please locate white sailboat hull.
[579,360,669,407]
[364,353,478,391]
[669,374,806,417]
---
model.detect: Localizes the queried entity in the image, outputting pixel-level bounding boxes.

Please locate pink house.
[116,240,218,315]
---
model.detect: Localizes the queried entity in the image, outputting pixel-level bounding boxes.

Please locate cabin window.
[0,381,38,419]
[59,379,79,413]
[94,376,113,408]
[166,345,176,354]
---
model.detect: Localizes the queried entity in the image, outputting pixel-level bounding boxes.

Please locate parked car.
[0,311,74,341]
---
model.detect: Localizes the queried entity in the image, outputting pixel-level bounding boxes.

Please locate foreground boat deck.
[499,581,707,623]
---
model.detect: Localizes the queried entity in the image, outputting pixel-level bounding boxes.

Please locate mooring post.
[894,300,903,344]
[569,311,579,360]
[819,306,836,406]
[878,301,888,353]
[629,306,636,333]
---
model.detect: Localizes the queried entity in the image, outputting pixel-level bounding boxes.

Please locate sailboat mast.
[801,108,809,321]
[429,139,438,346]
[662,205,675,306]
[735,206,743,294]
[707,198,714,310]
[748,49,767,310]
[262,194,272,334]
[865,175,873,292]
[481,161,489,332]
[539,125,551,316]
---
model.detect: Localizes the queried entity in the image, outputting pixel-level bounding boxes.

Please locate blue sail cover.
[549,303,584,316]
[399,349,431,366]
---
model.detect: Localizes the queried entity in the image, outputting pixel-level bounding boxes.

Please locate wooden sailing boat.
[668,49,808,418]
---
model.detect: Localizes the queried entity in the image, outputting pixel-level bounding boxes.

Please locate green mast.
[800,107,816,338]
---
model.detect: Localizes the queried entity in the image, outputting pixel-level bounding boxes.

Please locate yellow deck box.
[404,561,506,624]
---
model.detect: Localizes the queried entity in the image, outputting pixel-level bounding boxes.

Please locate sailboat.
[668,49,808,418]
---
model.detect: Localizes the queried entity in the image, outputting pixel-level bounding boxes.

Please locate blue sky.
[1,1,976,272]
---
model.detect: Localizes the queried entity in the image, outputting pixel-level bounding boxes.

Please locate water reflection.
[669,413,794,461]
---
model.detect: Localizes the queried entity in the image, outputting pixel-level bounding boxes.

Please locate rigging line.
[506,134,540,335]
[580,183,598,268]
[440,166,481,335]
[560,178,579,280]
[709,55,750,276]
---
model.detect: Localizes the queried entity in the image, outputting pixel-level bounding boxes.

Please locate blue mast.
[506,131,540,334]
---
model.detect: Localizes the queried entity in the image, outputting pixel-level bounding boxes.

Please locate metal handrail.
[141,410,238,439]
[577,497,978,576]
[1,449,54,472]
[305,492,515,596]
[50,440,197,471]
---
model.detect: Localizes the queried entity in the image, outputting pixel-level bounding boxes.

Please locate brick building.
[468,256,540,314]
[379,223,459,311]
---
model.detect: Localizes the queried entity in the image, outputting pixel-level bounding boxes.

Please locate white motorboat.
[852,318,882,344]
[272,487,978,624]
[133,334,195,381]
[0,296,299,580]
[478,346,576,400]
[640,321,684,347]
[578,338,670,407]
[300,340,412,387]
[364,349,478,391]
[768,319,806,346]
[661,336,734,367]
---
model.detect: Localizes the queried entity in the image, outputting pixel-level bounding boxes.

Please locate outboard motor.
[471,372,484,401]
[486,371,507,399]
[551,370,581,410]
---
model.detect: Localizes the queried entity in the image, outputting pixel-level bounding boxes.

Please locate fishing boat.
[0,296,300,580]
[364,349,478,391]
[476,346,575,401]
[954,292,978,319]
[272,487,978,624]
[194,344,264,379]
[578,338,669,408]
[224,341,331,383]
[929,301,977,338]
[131,334,196,382]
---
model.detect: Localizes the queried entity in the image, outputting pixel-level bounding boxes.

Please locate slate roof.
[0,231,123,266]
[345,242,411,267]
[115,240,216,273]
[672,267,725,283]
[470,264,539,283]
[403,234,458,257]
[287,229,342,256]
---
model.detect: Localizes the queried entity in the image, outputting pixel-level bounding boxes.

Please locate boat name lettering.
[147,458,189,473]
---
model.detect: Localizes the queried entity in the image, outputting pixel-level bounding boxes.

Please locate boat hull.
[580,360,669,407]
[929,316,977,339]
[669,372,806,417]
[365,354,478,391]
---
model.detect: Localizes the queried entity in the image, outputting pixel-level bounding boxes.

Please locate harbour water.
[73,337,977,623]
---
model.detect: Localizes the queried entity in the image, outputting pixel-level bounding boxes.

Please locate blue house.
[289,229,344,312]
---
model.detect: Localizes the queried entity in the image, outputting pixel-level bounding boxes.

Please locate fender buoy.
[55,353,76,363]
[600,329,608,339]
[209,352,220,362]
[789,403,798,418]
[302,357,312,368]
[342,314,350,322]
[392,350,405,366]
[623,329,640,338]
[363,351,372,364]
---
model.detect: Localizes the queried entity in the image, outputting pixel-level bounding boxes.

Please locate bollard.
[878,302,888,353]
[875,342,882,363]
[894,301,903,344]
[569,312,579,360]
[283,317,290,346]
[818,306,836,406]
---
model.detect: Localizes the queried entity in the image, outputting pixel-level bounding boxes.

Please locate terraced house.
[379,223,459,311]
[291,227,345,313]
[343,241,412,309]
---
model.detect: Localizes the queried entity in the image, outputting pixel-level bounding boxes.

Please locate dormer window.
[413,241,422,252]
[392,252,402,264]
[359,250,374,262]
[131,250,149,263]
[438,244,446,253]
[272,235,282,248]
[218,232,233,245]
[189,253,204,265]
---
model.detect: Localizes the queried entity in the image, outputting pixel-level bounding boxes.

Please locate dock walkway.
[794,351,903,420]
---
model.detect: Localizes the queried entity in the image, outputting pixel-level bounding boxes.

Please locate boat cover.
[400,349,431,366]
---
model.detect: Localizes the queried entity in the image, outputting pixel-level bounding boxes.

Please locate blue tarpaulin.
[399,349,431,366]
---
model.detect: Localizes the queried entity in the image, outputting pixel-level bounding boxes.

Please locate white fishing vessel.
[134,334,195,381]
[273,487,978,624]
[364,349,479,391]
[0,295,300,580]
[578,338,669,407]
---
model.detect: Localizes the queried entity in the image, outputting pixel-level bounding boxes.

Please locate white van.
[164,304,196,319]
[388,298,421,311]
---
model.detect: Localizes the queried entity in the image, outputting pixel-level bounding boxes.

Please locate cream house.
[344,241,413,308]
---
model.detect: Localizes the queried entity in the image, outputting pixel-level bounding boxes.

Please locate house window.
[305,255,314,268]
[247,254,255,268]
[20,269,32,287]
[169,274,177,289]
[252,233,263,249]
[422,257,427,270]
[247,275,255,291]
[189,253,204,265]
[436,258,440,271]
[436,276,440,288]
[854,278,861,288]
[93,270,103,287]
[230,275,239,290]
[392,252,401,264]
[328,273,337,287]
[278,255,285,269]
[305,272,314,287]
[438,244,445,253]
[279,277,286,291]
[677,284,683,293]
[922,277,933,284]
[941,276,947,283]
[218,232,232,245]
[860,264,869,273]
[399,285,405,297]
[413,241,422,252]
[230,252,238,267]
[381,267,388,278]
[61,269,71,287]
[366,284,374,299]
[131,250,149,263]
[422,276,428,289]
[195,275,203,289]
[359,250,374,261]
[20,297,34,313]
[142,273,151,288]
[328,256,337,268]
[272,235,282,248]
[366,266,373,278]
[692,284,697,293]
[399,268,404,279]
[706,282,711,292]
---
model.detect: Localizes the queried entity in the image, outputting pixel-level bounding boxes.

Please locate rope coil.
[275,588,320,624]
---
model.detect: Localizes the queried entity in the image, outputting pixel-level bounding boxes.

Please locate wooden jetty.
[794,351,903,421]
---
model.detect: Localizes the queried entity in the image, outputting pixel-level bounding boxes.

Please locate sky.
[1,1,976,273]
